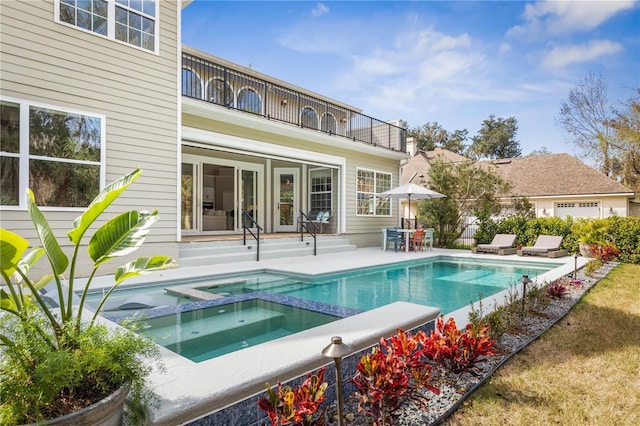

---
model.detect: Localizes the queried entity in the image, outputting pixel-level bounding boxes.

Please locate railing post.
[256,224,260,261]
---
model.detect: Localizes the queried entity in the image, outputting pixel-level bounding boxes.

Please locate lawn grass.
[444,263,640,426]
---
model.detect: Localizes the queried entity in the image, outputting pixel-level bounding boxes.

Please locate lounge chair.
[518,235,567,258]
[472,234,517,255]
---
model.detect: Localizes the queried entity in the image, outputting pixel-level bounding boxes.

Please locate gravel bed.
[324,262,617,426]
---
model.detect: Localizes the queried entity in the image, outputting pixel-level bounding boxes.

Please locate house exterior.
[400,148,636,221]
[1,1,406,276]
[478,153,635,218]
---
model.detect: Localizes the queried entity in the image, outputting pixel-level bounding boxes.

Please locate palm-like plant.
[0,169,175,424]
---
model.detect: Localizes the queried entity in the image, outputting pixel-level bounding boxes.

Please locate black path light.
[321,336,353,426]
[520,274,533,314]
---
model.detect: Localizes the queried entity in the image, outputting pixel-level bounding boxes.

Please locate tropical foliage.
[0,169,175,424]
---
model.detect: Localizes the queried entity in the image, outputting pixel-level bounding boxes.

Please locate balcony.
[182,52,406,153]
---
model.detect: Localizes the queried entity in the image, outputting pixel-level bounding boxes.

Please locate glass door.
[240,169,258,229]
[274,168,298,232]
[181,162,197,234]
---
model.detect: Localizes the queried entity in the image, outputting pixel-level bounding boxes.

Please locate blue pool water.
[90,256,557,362]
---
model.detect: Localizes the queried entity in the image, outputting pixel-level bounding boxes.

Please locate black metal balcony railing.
[182,52,406,153]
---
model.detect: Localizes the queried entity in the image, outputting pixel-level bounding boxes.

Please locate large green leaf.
[88,210,158,266]
[0,228,29,277]
[26,190,68,276]
[114,255,176,285]
[12,247,45,284]
[67,168,142,244]
[0,288,18,311]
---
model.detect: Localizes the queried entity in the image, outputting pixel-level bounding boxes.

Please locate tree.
[528,146,552,156]
[557,71,614,176]
[406,121,468,155]
[467,115,521,160]
[608,89,640,198]
[416,160,511,247]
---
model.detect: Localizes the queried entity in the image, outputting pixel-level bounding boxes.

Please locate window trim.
[0,96,106,211]
[308,167,333,213]
[54,0,160,55]
[355,167,392,217]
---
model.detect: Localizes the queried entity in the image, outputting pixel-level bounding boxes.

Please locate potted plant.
[571,218,609,258]
[0,169,175,425]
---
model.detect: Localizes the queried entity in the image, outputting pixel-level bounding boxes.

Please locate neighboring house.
[479,153,635,218]
[0,1,407,276]
[401,149,635,221]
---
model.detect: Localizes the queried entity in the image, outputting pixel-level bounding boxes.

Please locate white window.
[56,0,158,53]
[0,98,105,209]
[356,168,391,216]
[309,169,332,213]
[301,106,319,129]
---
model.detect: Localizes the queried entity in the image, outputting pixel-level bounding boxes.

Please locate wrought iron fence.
[182,52,406,153]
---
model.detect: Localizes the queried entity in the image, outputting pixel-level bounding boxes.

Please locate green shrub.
[478,215,639,263]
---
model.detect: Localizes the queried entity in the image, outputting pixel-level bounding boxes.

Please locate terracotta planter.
[27,384,129,426]
[579,242,598,258]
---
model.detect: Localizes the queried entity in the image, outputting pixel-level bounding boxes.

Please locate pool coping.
[84,248,585,425]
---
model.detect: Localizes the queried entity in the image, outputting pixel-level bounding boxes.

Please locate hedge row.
[475,216,640,264]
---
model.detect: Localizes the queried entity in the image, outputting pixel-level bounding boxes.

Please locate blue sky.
[182,0,639,156]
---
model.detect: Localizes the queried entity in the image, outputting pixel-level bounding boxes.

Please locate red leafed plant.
[546,280,569,299]
[594,242,620,261]
[419,316,496,374]
[352,330,439,424]
[257,368,328,426]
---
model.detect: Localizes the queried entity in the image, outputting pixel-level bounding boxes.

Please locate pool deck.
[88,247,586,425]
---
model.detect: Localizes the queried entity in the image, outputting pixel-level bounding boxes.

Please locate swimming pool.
[89,256,556,362]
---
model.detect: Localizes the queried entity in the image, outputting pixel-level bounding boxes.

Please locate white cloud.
[541,39,624,68]
[508,0,637,37]
[311,3,329,17]
[499,42,512,55]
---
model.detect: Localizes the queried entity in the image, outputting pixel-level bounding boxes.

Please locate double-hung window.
[0,98,105,209]
[309,169,332,213]
[56,0,158,52]
[356,168,391,216]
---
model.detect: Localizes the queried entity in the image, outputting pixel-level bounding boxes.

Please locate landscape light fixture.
[321,336,353,426]
[520,275,532,314]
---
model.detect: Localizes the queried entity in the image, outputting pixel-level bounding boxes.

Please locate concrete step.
[178,236,356,267]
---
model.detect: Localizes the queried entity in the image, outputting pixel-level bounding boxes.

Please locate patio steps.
[178,235,356,267]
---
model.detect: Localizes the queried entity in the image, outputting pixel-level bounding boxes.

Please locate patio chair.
[410,228,426,252]
[385,228,403,252]
[518,235,567,258]
[424,228,434,250]
[310,211,331,233]
[472,234,517,255]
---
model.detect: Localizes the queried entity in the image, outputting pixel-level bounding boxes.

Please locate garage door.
[555,202,600,218]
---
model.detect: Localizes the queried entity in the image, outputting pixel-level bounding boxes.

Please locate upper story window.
[321,113,337,134]
[301,107,319,129]
[206,78,234,107]
[57,0,158,52]
[237,88,262,114]
[356,168,391,216]
[0,98,105,209]
[182,68,203,99]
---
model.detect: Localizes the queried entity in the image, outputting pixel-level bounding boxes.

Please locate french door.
[181,155,262,234]
[274,168,299,232]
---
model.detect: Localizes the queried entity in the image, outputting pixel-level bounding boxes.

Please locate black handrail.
[298,210,318,256]
[181,52,406,153]
[241,209,263,261]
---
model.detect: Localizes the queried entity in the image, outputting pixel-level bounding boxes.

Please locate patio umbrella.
[378,182,445,226]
